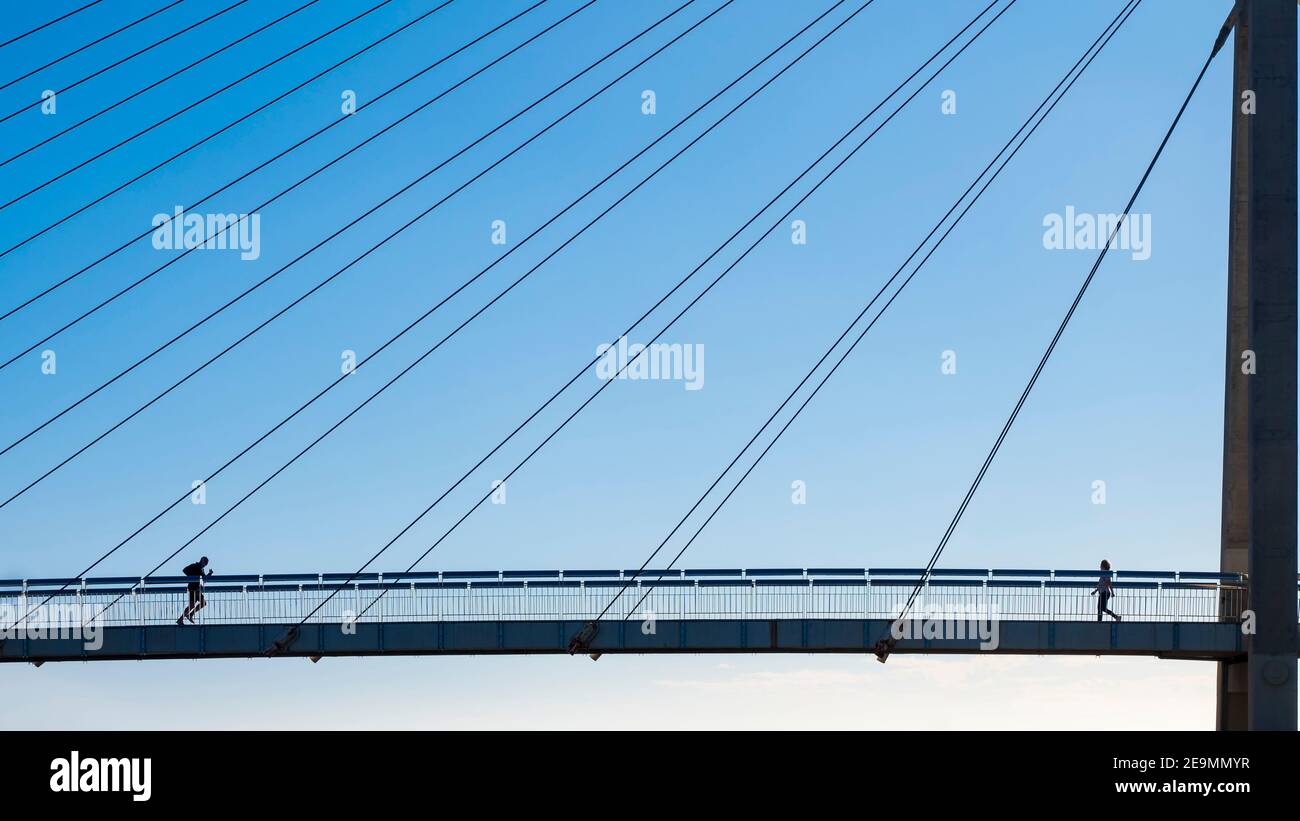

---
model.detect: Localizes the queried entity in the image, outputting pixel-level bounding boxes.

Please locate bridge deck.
[0,568,1275,662]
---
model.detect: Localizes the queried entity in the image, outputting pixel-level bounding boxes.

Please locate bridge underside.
[0,619,1252,663]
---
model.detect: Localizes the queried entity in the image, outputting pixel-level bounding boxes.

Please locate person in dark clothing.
[177,556,213,625]
[1091,559,1121,622]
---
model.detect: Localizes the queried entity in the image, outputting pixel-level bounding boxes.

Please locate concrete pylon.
[1216,0,1297,731]
[1216,1,1251,732]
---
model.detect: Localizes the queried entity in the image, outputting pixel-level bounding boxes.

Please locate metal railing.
[0,568,1262,627]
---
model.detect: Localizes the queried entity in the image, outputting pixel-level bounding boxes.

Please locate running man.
[177,556,213,625]
[1090,559,1121,622]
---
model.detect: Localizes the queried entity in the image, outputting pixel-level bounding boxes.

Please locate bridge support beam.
[1218,0,1297,731]
[0,619,1253,662]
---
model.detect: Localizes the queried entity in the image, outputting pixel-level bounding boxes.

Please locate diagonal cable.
[889,17,1229,638]
[0,0,252,124]
[0,0,324,164]
[0,0,396,207]
[77,0,882,635]
[317,0,1013,636]
[600,0,1143,633]
[13,0,756,630]
[0,1,107,50]
[0,0,543,315]
[0,0,187,92]
[0,0,613,491]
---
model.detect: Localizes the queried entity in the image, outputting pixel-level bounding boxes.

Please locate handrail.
[0,566,1255,593]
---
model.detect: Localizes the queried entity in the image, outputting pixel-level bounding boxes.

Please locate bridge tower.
[1217,0,1297,731]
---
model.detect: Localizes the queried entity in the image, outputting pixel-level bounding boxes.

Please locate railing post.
[136,577,145,625]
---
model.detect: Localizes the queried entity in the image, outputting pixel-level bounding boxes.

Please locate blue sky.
[0,0,1262,728]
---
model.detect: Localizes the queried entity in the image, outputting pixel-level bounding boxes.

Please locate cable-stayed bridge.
[0,0,1293,734]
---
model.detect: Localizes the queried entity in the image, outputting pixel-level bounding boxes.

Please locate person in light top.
[1091,559,1121,622]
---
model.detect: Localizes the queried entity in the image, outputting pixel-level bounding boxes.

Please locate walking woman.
[1091,559,1121,622]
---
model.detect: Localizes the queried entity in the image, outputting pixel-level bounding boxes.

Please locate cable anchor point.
[872,636,896,664]
[567,621,601,660]
[266,625,301,657]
